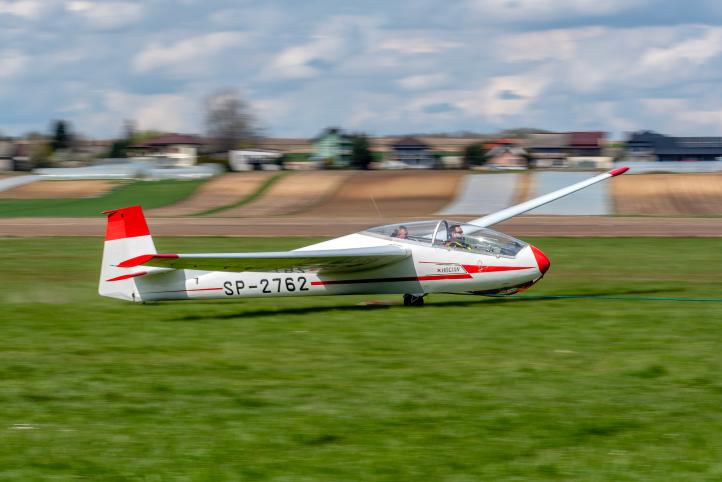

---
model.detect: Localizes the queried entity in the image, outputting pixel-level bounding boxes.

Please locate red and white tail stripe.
[98,206,157,301]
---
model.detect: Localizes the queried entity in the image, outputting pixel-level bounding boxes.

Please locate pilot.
[446,224,468,248]
[392,225,408,239]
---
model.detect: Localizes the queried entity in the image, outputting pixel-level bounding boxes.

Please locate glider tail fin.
[99,205,157,301]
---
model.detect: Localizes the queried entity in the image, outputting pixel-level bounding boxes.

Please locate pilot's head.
[450,224,463,239]
[397,226,408,239]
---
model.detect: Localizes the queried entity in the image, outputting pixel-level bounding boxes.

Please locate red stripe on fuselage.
[311,265,535,286]
[147,287,223,294]
[462,265,534,273]
[311,274,472,286]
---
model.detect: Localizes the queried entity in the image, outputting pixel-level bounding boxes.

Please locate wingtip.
[609,166,630,177]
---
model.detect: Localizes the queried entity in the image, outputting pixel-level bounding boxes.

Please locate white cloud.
[263,15,380,80]
[463,74,548,118]
[397,73,448,90]
[0,0,44,19]
[377,37,461,55]
[0,49,28,79]
[493,25,722,97]
[641,27,722,71]
[498,27,606,62]
[132,31,247,75]
[252,98,291,123]
[266,38,338,79]
[468,0,646,21]
[102,90,197,132]
[408,72,548,121]
[640,97,722,133]
[65,1,143,28]
[265,31,346,79]
[584,101,636,132]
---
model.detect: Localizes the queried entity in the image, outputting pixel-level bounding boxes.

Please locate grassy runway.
[2,236,722,481]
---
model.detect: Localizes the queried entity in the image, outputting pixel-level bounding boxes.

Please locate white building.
[229,149,282,171]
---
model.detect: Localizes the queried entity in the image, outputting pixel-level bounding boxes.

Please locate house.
[525,133,569,167]
[312,128,352,167]
[482,138,526,169]
[0,138,15,170]
[129,133,205,166]
[568,132,605,156]
[566,131,613,169]
[229,149,282,171]
[626,131,722,162]
[389,136,434,168]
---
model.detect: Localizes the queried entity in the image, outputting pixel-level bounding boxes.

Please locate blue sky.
[2,0,722,139]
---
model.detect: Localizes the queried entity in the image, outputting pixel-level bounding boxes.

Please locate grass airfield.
[2,236,722,481]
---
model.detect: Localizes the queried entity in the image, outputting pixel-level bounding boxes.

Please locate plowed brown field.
[148,172,275,216]
[613,173,722,215]
[301,170,465,218]
[214,171,353,217]
[0,180,119,199]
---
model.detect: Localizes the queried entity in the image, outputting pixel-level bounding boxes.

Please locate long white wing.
[118,246,410,273]
[468,167,629,228]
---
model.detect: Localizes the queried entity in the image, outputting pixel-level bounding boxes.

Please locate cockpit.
[362,220,527,258]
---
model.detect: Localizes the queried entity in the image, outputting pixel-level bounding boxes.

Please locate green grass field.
[2,236,722,481]
[0,180,205,217]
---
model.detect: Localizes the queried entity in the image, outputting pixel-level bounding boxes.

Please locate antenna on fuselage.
[370,195,384,222]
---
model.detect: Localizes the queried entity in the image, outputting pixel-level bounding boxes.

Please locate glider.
[99,167,629,306]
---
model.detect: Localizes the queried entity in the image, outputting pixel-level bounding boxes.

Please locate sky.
[3,0,722,139]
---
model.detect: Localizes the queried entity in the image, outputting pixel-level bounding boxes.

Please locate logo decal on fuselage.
[435,265,466,274]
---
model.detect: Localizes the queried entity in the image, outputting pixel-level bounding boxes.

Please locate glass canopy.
[362,220,527,258]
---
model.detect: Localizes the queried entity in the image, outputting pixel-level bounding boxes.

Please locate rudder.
[99,205,157,301]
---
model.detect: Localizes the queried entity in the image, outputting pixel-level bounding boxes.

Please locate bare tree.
[204,88,258,153]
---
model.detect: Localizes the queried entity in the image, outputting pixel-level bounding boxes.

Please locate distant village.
[1,123,721,173]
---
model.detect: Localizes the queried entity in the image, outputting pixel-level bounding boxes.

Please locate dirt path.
[1,216,719,237]
[148,172,275,216]
[0,180,119,199]
[613,173,722,215]
[512,171,534,204]
[213,171,353,217]
[302,170,465,219]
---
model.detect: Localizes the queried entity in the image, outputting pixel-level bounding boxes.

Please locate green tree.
[107,120,137,158]
[108,139,130,158]
[463,142,486,167]
[50,120,72,151]
[350,133,373,170]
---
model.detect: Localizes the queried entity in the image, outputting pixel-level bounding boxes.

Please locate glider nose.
[531,245,550,275]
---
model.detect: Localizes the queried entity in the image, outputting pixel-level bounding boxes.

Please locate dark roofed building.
[626,131,722,161]
[568,131,605,156]
[390,136,434,168]
[526,133,569,167]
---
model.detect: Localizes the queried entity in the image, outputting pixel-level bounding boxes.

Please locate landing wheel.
[403,294,425,307]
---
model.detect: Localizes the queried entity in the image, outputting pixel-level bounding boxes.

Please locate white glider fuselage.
[114,231,547,303]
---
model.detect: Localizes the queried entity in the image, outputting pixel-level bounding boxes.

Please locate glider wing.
[117,246,410,273]
[468,167,629,228]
